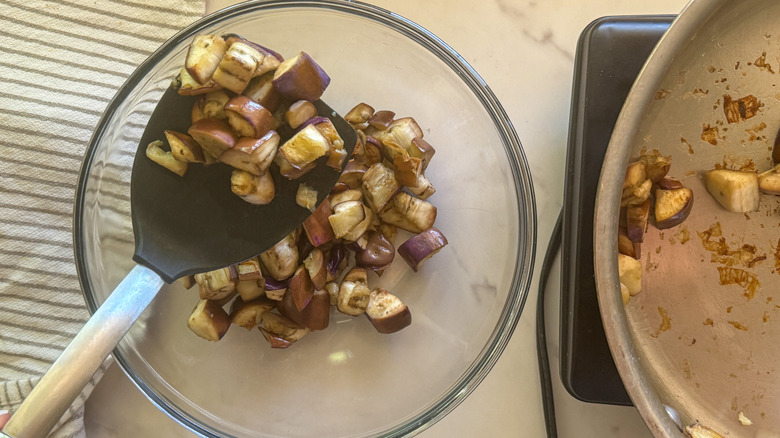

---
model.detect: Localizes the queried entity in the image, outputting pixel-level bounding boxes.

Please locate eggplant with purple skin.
[279,124,331,170]
[398,228,448,272]
[243,72,283,113]
[654,184,694,229]
[264,277,288,301]
[220,131,278,176]
[303,199,335,247]
[212,41,265,94]
[258,312,310,348]
[278,288,330,330]
[185,34,228,85]
[617,226,640,259]
[303,248,327,290]
[625,198,650,243]
[188,118,238,159]
[260,233,299,281]
[188,299,231,342]
[229,296,275,330]
[337,268,371,316]
[231,169,275,205]
[365,288,411,334]
[194,266,237,300]
[288,265,315,311]
[165,130,205,164]
[356,231,395,271]
[224,95,274,139]
[272,51,331,102]
[235,258,265,301]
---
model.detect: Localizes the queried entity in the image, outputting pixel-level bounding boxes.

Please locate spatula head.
[131,88,356,283]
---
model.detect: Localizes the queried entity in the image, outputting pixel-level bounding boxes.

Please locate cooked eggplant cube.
[337,278,371,316]
[288,265,315,311]
[355,231,395,271]
[272,51,331,101]
[618,253,642,295]
[362,162,400,213]
[398,227,448,272]
[185,34,228,84]
[188,118,238,158]
[303,199,335,247]
[260,233,299,281]
[303,248,328,290]
[279,124,331,169]
[378,192,437,233]
[243,71,284,113]
[220,131,279,176]
[212,41,264,94]
[285,100,318,129]
[224,96,274,139]
[328,200,366,239]
[366,288,411,334]
[164,130,205,164]
[195,266,237,301]
[279,288,330,331]
[188,299,231,342]
[259,312,310,348]
[654,186,693,229]
[296,183,318,212]
[229,296,275,330]
[175,68,223,96]
[231,170,275,205]
[146,140,188,176]
[705,169,760,212]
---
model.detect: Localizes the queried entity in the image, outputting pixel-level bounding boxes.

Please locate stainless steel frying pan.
[595,0,780,436]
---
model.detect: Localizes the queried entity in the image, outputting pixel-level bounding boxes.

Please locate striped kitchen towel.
[0,1,205,436]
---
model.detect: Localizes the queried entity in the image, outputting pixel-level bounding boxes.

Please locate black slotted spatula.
[2,86,356,438]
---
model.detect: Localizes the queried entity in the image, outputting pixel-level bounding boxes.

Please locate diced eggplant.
[758,164,780,195]
[264,277,288,301]
[362,162,401,212]
[229,296,275,330]
[638,149,671,183]
[195,266,237,301]
[212,41,264,93]
[378,192,437,233]
[344,102,375,126]
[368,110,395,130]
[236,258,263,281]
[272,51,331,101]
[260,233,299,281]
[174,68,223,96]
[288,265,315,311]
[329,188,363,206]
[274,152,317,179]
[365,288,411,334]
[302,199,335,247]
[685,423,725,438]
[220,131,279,175]
[362,136,384,166]
[355,231,395,271]
[230,169,275,205]
[202,90,232,120]
[188,118,238,158]
[146,140,188,176]
[324,281,340,306]
[224,95,274,138]
[621,161,651,207]
[243,71,283,113]
[373,117,423,155]
[279,124,331,169]
[165,130,205,163]
[617,226,641,259]
[409,137,435,171]
[654,186,693,230]
[617,253,642,295]
[296,182,318,212]
[303,248,328,290]
[328,200,366,238]
[393,152,422,187]
[185,34,228,84]
[407,173,436,200]
[187,299,230,342]
[704,169,759,212]
[326,244,347,282]
[337,160,368,189]
[337,267,371,316]
[258,312,310,348]
[285,100,318,129]
[278,288,330,330]
[625,198,650,242]
[398,227,447,272]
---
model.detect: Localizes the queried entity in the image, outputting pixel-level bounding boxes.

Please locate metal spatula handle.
[1,265,164,438]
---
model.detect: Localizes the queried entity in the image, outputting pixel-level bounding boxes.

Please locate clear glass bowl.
[73,1,536,437]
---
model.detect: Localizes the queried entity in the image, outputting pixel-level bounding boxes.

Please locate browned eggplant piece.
[409,137,435,171]
[654,186,693,229]
[229,296,275,330]
[337,160,368,189]
[230,169,275,205]
[145,140,188,176]
[617,226,640,259]
[638,149,671,183]
[373,117,423,156]
[284,100,317,129]
[325,281,340,306]
[165,130,205,164]
[174,68,224,96]
[212,41,264,93]
[187,299,231,341]
[362,162,401,213]
[337,267,370,316]
[325,245,348,282]
[704,169,759,212]
[621,161,651,207]
[235,258,265,301]
[368,110,395,130]
[260,233,299,281]
[303,199,335,247]
[361,136,383,166]
[243,71,283,113]
[344,102,375,130]
[407,173,436,200]
[378,192,437,233]
[288,265,315,311]
[329,188,362,206]
[398,227,448,272]
[295,183,318,212]
[758,164,780,195]
[220,131,279,175]
[275,152,318,179]
[355,231,395,271]
[258,312,310,348]
[365,288,411,334]
[618,253,642,296]
[194,266,237,301]
[625,198,650,243]
[278,288,330,330]
[188,118,238,158]
[272,51,331,101]
[278,124,331,170]
[328,200,366,239]
[264,277,288,301]
[185,34,228,84]
[392,153,422,187]
[303,248,327,290]
[224,96,274,138]
[657,177,684,190]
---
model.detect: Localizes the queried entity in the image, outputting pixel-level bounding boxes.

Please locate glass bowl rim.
[72,1,538,436]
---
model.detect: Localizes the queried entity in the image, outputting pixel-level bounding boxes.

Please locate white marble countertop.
[85,0,690,436]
